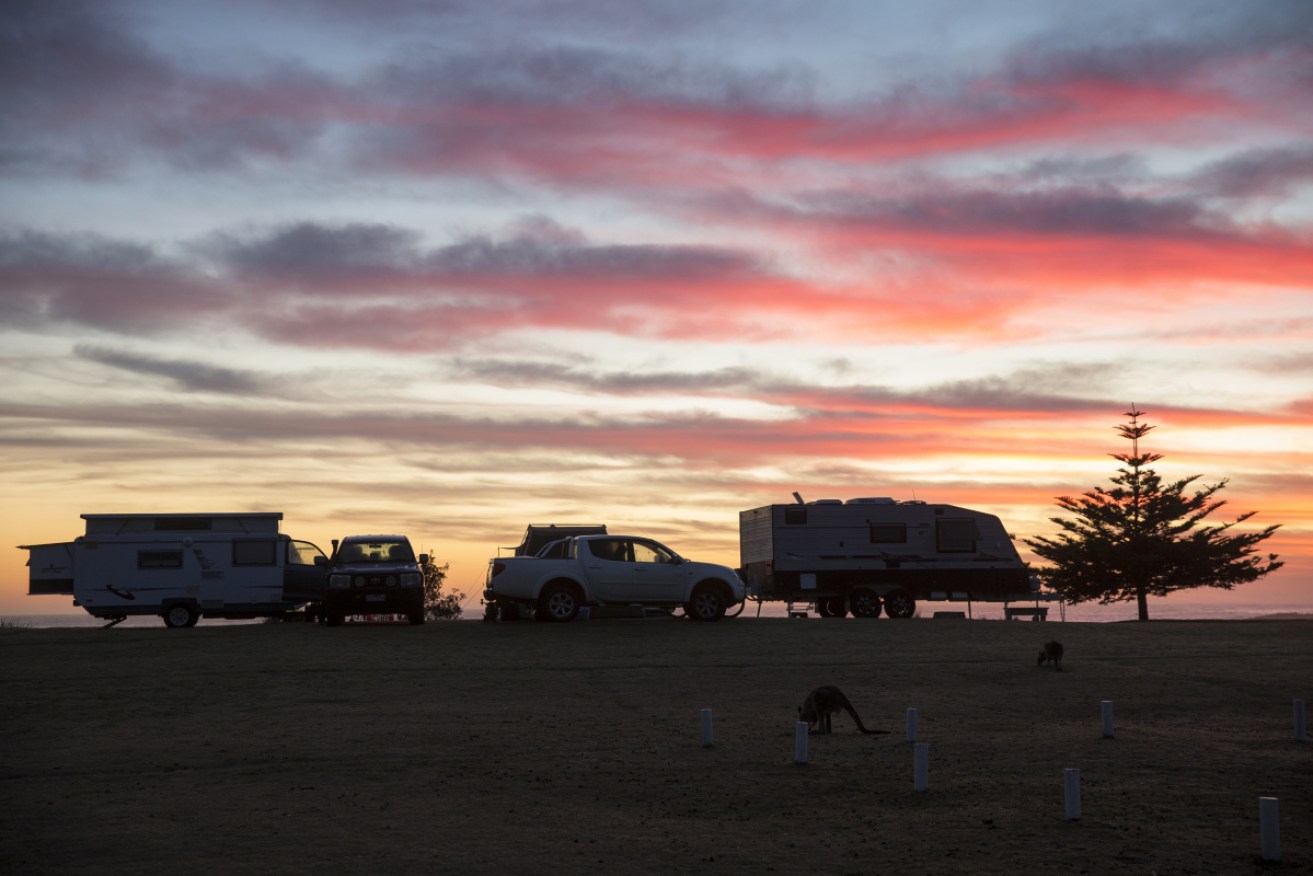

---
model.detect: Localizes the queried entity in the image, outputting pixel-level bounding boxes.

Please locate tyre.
[883,590,916,618]
[162,604,198,629]
[537,583,581,622]
[408,609,425,625]
[849,588,882,618]
[817,597,847,618]
[686,584,728,622]
[325,610,345,627]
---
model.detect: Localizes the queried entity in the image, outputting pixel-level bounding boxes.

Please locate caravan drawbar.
[21,513,329,627]
[739,497,1035,618]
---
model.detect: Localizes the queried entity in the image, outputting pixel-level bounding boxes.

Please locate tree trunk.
[1136,584,1149,621]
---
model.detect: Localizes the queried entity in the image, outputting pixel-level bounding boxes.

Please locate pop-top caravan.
[21,513,328,627]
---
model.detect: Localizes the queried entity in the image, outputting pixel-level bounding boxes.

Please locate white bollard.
[913,742,929,791]
[1063,768,1081,821]
[700,708,713,748]
[1101,700,1114,738]
[794,721,809,764]
[1259,797,1281,861]
[1295,699,1307,743]
[906,708,919,742]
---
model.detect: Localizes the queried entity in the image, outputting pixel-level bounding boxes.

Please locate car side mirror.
[314,555,327,566]
[419,554,430,566]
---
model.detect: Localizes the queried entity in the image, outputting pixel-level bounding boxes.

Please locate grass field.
[2,617,1310,874]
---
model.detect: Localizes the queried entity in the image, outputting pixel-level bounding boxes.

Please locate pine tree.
[1024,408,1282,620]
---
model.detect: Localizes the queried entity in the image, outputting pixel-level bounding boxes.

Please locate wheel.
[849,588,882,618]
[325,610,345,627]
[686,584,728,622]
[817,597,847,618]
[162,604,197,628]
[537,583,581,622]
[883,590,916,618]
[408,609,425,625]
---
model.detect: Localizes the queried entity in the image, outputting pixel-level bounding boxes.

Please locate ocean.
[4,600,1310,628]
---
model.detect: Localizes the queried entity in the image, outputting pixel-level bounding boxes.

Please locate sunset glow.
[2,1,1310,614]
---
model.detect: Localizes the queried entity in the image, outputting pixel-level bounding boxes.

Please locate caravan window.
[233,539,277,566]
[869,523,907,543]
[138,550,183,569]
[783,507,808,525]
[936,519,978,553]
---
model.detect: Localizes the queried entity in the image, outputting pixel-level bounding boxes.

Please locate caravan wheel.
[162,604,198,628]
[883,590,916,618]
[849,588,882,618]
[817,597,847,618]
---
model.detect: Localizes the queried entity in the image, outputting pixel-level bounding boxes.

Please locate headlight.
[401,573,421,588]
[329,574,350,589]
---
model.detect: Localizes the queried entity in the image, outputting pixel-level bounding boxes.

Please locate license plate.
[366,594,386,602]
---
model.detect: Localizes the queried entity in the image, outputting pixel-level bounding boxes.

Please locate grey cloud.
[209,218,756,283]
[73,344,268,395]
[206,222,424,280]
[1190,146,1313,199]
[448,356,1126,416]
[800,186,1216,238]
[450,358,760,393]
[0,229,222,333]
[0,2,332,177]
[1,220,772,346]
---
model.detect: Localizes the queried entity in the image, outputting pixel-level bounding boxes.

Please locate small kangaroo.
[1037,640,1064,671]
[798,685,888,735]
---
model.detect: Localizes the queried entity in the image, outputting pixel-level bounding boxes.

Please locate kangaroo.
[1037,640,1064,671]
[798,685,888,735]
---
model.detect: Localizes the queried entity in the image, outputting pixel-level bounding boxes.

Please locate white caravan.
[740,497,1037,619]
[21,513,329,627]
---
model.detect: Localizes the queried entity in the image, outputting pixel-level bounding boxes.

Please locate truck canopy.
[514,524,607,556]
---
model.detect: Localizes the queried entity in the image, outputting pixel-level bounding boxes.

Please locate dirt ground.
[2,616,1310,875]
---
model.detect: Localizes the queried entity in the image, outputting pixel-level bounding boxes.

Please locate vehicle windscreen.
[337,540,414,563]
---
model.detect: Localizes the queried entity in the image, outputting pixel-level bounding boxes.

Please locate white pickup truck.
[483,534,745,622]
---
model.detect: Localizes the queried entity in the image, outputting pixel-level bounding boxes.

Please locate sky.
[3,0,1311,615]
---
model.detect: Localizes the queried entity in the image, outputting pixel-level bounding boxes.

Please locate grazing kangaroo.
[1037,640,1064,671]
[798,685,888,735]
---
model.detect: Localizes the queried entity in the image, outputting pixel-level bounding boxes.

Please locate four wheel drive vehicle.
[322,535,428,626]
[484,534,745,622]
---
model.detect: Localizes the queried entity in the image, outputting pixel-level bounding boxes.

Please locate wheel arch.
[536,575,588,602]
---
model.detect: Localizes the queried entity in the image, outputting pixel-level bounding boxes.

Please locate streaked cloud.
[1,0,1309,611]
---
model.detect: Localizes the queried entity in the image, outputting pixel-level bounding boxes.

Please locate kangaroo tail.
[847,707,890,734]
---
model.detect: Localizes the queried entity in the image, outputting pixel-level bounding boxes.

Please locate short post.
[700,708,713,748]
[1063,768,1081,821]
[913,742,929,791]
[906,708,918,742]
[1101,700,1114,738]
[1259,797,1281,862]
[1295,699,1307,743]
[794,721,809,765]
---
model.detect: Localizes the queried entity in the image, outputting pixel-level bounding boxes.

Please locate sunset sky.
[3,0,1311,615]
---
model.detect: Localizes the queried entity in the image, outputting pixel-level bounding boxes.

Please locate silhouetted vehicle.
[20,513,327,628]
[740,496,1036,618]
[484,534,745,622]
[322,535,427,626]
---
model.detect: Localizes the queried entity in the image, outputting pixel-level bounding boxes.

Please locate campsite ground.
[2,616,1310,874]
